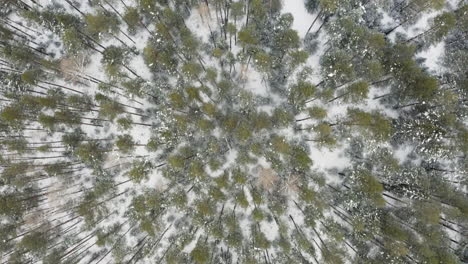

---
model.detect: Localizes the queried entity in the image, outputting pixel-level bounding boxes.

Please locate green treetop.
[128,160,152,183]
[85,11,120,37]
[344,108,393,141]
[115,134,136,153]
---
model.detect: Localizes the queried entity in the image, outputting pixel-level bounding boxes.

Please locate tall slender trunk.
[246,0,251,26]
[315,15,331,35]
[306,10,322,35]
[384,17,410,35]
[94,223,135,264]
[328,91,350,103]
[405,25,437,43]
[102,0,137,44]
[64,0,87,17]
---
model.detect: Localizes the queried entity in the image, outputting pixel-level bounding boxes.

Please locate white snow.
[282,0,316,38]
[1,0,462,263]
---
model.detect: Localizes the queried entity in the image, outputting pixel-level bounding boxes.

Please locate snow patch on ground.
[282,0,315,39]
[394,144,415,164]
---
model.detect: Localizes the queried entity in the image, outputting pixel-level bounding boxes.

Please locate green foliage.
[19,231,48,256]
[320,0,339,13]
[215,172,230,189]
[308,106,327,119]
[291,146,313,171]
[186,86,202,102]
[115,134,135,153]
[62,129,84,148]
[231,1,245,19]
[0,24,13,39]
[62,27,86,53]
[409,75,439,100]
[180,27,200,53]
[299,186,316,203]
[168,155,185,169]
[21,69,41,85]
[3,138,27,153]
[253,228,271,249]
[2,2,466,263]
[225,226,243,247]
[55,110,81,126]
[99,100,125,120]
[251,111,272,131]
[209,186,225,201]
[189,160,206,179]
[345,108,393,141]
[77,141,106,165]
[289,50,309,68]
[272,108,293,127]
[430,12,456,42]
[253,51,272,73]
[363,60,384,81]
[85,12,120,36]
[342,81,369,103]
[182,62,202,79]
[0,104,26,128]
[2,45,36,65]
[143,40,178,72]
[172,190,188,208]
[196,199,215,218]
[232,169,248,184]
[289,81,316,106]
[66,94,93,110]
[169,92,185,109]
[234,121,252,142]
[38,113,56,130]
[123,7,141,33]
[117,117,133,130]
[270,135,291,155]
[44,163,68,177]
[191,241,210,264]
[252,208,265,221]
[322,50,355,85]
[197,118,214,132]
[1,162,29,186]
[236,190,249,208]
[352,168,385,207]
[275,29,300,51]
[138,0,158,12]
[102,46,128,77]
[201,103,216,116]
[384,43,440,101]
[122,78,146,97]
[128,160,152,183]
[381,213,409,242]
[238,27,258,47]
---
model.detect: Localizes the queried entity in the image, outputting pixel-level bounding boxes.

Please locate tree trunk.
[246,0,251,26]
[306,10,322,35]
[328,91,350,103]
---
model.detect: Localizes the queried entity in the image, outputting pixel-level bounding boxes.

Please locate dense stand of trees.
[0,0,466,263]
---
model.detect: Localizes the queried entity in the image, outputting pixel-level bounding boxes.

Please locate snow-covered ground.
[1,0,465,263]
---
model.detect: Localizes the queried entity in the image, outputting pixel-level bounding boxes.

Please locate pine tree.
[123,7,142,34]
[115,134,136,153]
[407,11,456,44]
[329,81,369,103]
[101,45,130,77]
[289,81,316,107]
[128,159,152,183]
[344,108,393,141]
[85,11,120,38]
[19,231,49,257]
